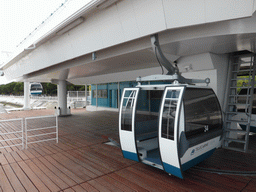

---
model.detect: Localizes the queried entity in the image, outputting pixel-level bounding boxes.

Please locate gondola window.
[121,90,137,131]
[183,88,222,139]
[161,90,180,140]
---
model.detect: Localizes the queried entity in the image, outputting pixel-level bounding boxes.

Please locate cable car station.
[0,0,256,187]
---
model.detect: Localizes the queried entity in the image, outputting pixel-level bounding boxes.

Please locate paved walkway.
[0,109,256,191]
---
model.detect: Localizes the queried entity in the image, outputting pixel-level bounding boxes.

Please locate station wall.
[90,52,229,111]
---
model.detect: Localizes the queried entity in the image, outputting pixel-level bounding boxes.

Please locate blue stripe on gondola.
[162,162,183,179]
[122,150,139,162]
[182,148,215,171]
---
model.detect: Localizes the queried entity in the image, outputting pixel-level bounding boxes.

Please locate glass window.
[31,84,42,90]
[93,89,108,98]
[93,90,97,98]
[183,88,222,139]
[150,90,163,99]
[121,90,137,131]
[161,90,180,140]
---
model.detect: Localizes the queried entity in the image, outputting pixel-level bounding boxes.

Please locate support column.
[85,84,87,107]
[96,84,98,108]
[23,81,30,110]
[117,82,120,109]
[58,80,67,116]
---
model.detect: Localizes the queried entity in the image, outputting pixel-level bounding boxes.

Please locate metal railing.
[25,115,58,148]
[0,118,24,150]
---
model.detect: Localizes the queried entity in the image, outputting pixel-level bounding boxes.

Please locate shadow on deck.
[0,109,256,191]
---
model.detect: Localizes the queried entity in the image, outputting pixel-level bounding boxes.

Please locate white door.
[159,86,185,179]
[119,88,140,161]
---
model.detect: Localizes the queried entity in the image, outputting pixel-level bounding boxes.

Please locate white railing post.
[25,118,28,149]
[0,118,24,150]
[56,115,58,143]
[22,118,24,149]
[25,115,58,147]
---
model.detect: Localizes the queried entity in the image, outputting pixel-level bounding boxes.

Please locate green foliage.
[0,82,24,95]
[0,82,87,96]
[42,83,57,96]
[67,85,85,91]
[237,76,256,93]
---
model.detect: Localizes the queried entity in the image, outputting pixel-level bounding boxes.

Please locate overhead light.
[97,0,118,9]
[56,17,84,36]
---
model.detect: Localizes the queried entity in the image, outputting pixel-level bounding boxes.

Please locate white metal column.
[85,84,87,107]
[96,84,98,108]
[58,80,67,116]
[23,81,30,110]
[118,82,120,109]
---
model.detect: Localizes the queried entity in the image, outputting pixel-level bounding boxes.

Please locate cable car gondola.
[30,82,43,95]
[119,82,223,179]
[118,34,223,179]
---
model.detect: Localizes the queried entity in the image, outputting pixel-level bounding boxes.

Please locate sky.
[0,0,67,84]
[0,0,67,64]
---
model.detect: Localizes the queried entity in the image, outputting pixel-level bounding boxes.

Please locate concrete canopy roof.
[2,0,256,85]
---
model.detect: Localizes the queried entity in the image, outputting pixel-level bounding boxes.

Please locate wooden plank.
[25,159,61,192]
[4,152,16,164]
[0,153,9,165]
[72,185,88,192]
[72,149,114,172]
[2,164,26,192]
[22,149,36,159]
[66,150,110,174]
[132,163,202,191]
[87,180,112,192]
[100,175,135,192]
[60,150,105,176]
[242,179,256,191]
[27,148,41,158]
[75,148,122,171]
[51,153,97,179]
[63,188,75,192]
[32,147,47,156]
[53,142,74,151]
[31,158,69,189]
[17,161,50,192]
[187,169,249,191]
[37,145,54,155]
[9,162,38,192]
[16,150,30,161]
[43,144,60,154]
[109,173,148,192]
[91,144,135,166]
[185,170,234,192]
[93,176,125,192]
[117,168,177,192]
[80,182,99,192]
[44,155,85,183]
[37,156,78,186]
[10,151,23,162]
[0,165,15,192]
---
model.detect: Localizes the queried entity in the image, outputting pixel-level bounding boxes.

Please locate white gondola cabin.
[30,82,43,95]
[119,83,223,179]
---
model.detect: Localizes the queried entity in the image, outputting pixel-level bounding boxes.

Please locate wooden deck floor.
[0,109,256,191]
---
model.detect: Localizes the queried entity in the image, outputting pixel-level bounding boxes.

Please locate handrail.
[25,115,58,149]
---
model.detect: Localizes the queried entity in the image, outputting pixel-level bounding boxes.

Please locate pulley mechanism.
[136,34,210,85]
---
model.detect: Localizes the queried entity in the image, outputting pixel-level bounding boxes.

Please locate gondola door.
[159,86,185,179]
[119,88,140,162]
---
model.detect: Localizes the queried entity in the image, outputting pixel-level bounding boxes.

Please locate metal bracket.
[136,74,210,85]
[148,33,210,85]
[151,34,179,75]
